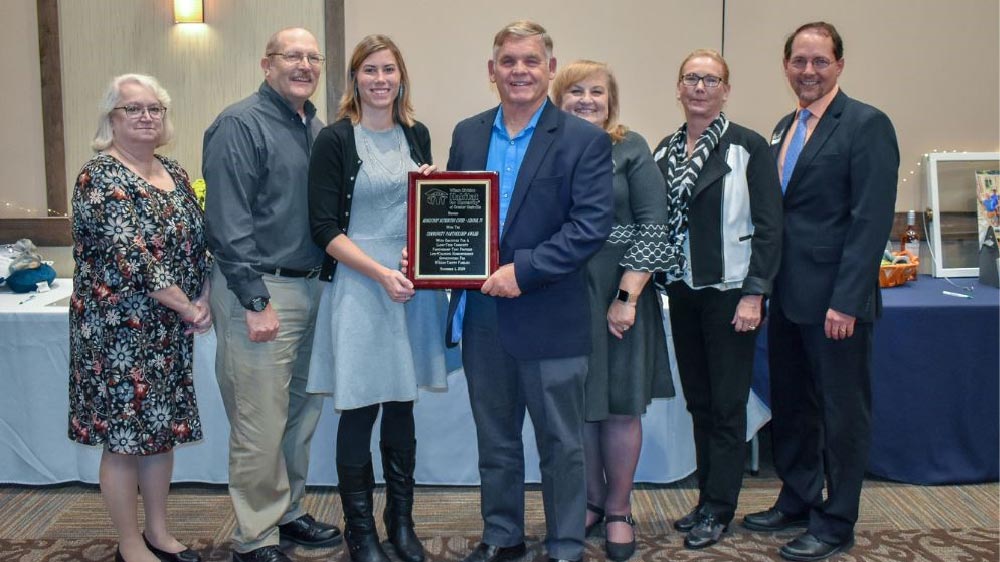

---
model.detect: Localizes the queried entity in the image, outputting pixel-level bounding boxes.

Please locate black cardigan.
[307,117,432,281]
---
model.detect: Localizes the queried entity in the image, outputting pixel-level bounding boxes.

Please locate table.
[869,276,998,484]
[753,275,999,485]
[0,279,771,486]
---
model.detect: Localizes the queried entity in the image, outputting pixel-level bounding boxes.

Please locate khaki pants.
[210,265,324,552]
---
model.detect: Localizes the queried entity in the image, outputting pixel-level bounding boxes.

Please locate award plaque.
[407,171,499,289]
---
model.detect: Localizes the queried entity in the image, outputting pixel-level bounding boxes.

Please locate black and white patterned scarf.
[662,112,728,281]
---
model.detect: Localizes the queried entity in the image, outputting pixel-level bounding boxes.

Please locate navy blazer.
[445,101,613,359]
[771,90,899,324]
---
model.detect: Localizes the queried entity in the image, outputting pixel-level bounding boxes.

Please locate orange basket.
[879,251,918,288]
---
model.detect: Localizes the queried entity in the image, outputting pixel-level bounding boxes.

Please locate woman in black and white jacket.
[653,49,782,550]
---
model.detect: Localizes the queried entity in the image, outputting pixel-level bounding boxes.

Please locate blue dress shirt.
[451,101,547,342]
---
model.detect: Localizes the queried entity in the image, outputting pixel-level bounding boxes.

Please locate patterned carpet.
[1,478,997,561]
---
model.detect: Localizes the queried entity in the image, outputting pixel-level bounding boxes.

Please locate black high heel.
[142,533,202,562]
[604,514,636,561]
[585,503,605,537]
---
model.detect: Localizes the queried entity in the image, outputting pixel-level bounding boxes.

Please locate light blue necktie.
[781,109,811,194]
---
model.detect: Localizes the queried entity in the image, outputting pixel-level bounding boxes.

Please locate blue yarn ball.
[6,264,57,293]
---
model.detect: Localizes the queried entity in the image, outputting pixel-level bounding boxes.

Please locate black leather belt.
[257,266,321,279]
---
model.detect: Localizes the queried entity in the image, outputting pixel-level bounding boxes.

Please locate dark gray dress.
[585,131,674,421]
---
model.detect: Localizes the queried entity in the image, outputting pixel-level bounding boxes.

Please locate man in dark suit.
[445,20,613,562]
[741,21,899,562]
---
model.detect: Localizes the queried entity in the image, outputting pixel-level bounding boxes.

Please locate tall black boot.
[380,441,425,562]
[338,460,390,562]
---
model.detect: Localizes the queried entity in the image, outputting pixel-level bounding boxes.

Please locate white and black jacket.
[653,122,782,296]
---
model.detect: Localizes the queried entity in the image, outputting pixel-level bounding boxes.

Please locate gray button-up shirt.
[203,82,325,306]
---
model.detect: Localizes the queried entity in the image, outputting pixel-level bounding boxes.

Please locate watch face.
[248,297,268,312]
[617,289,630,302]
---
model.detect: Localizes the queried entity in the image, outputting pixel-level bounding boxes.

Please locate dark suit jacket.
[446,101,613,359]
[771,89,899,324]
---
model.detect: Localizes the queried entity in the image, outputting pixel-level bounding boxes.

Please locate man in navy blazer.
[445,20,613,562]
[742,22,898,562]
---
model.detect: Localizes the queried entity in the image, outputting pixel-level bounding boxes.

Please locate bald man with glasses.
[203,27,341,562]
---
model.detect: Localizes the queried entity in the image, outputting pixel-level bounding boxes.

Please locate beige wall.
[344,0,723,167]
[347,0,999,211]
[2,0,998,277]
[724,0,1000,211]
[0,0,47,219]
[57,0,326,191]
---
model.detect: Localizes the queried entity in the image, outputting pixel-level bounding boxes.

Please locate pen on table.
[942,290,973,299]
[18,294,37,305]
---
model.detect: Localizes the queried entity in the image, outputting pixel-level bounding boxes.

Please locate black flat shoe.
[604,514,636,562]
[585,503,605,537]
[143,533,202,562]
[779,533,854,562]
[742,507,809,532]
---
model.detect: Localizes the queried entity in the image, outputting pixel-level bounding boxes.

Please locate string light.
[898,150,977,188]
[0,200,69,218]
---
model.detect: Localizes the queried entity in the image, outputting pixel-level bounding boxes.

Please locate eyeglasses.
[681,73,724,88]
[113,105,167,119]
[267,52,325,66]
[787,57,834,70]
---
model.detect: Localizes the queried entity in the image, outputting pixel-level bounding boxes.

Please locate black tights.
[336,401,415,467]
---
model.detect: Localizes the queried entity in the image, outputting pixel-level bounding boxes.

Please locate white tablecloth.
[0,279,768,485]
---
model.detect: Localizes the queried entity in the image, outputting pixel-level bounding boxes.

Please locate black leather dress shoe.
[672,505,702,532]
[779,533,854,561]
[278,513,343,547]
[232,546,292,562]
[460,542,527,562]
[683,513,728,549]
[143,533,202,562]
[742,507,809,532]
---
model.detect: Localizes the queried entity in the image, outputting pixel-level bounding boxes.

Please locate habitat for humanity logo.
[425,188,448,205]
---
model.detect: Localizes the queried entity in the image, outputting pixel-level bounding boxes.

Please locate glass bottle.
[901,209,920,263]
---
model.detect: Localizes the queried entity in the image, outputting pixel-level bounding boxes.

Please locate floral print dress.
[69,153,209,455]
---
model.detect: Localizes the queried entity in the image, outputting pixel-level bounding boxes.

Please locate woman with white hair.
[69,74,210,562]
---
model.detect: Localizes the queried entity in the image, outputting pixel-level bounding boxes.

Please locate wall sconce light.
[173,0,204,24]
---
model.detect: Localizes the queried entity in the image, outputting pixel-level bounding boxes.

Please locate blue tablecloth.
[754,276,999,485]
